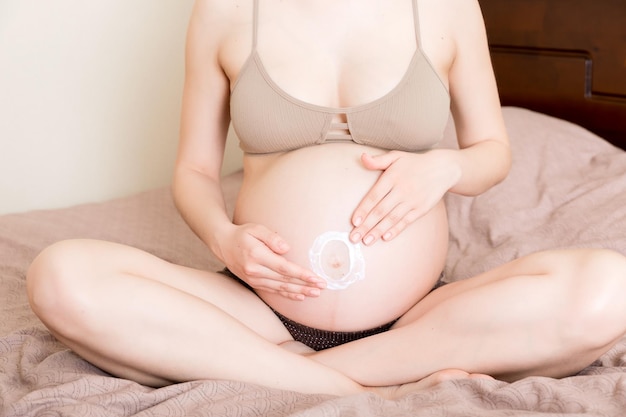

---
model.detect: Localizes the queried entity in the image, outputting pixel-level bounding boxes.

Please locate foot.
[370,369,494,400]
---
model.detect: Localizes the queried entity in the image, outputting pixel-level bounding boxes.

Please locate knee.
[27,239,91,331]
[560,249,626,345]
[571,249,626,304]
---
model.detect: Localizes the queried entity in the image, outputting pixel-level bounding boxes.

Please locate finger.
[254,286,309,302]
[351,153,397,228]
[351,176,393,229]
[242,248,325,289]
[239,236,326,289]
[251,269,324,299]
[357,200,412,246]
[254,279,320,300]
[351,184,398,243]
[360,151,400,171]
[277,282,322,299]
[380,207,421,242]
[370,193,442,243]
[281,292,306,301]
[265,258,327,288]
[250,225,290,254]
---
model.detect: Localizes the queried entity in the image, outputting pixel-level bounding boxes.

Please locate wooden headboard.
[479,0,626,150]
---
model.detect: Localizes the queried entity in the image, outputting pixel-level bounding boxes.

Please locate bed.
[2,1,626,416]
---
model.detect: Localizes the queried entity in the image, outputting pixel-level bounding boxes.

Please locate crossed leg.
[310,249,626,386]
[27,240,626,395]
[26,239,363,395]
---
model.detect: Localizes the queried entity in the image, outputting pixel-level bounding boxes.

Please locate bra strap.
[411,0,422,48]
[252,0,259,48]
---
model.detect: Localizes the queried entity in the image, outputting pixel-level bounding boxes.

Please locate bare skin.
[26,0,626,397]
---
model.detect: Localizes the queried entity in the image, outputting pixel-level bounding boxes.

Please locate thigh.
[309,249,625,385]
[394,249,606,328]
[32,239,293,345]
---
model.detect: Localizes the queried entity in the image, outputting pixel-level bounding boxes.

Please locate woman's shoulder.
[422,0,489,61]
[420,0,485,32]
[417,0,485,75]
[187,0,254,68]
[189,0,253,34]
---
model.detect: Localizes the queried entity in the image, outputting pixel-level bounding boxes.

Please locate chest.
[221,0,450,109]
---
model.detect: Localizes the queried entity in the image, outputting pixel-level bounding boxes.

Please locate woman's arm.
[444,0,511,196]
[172,0,325,300]
[172,0,233,254]
[349,0,511,246]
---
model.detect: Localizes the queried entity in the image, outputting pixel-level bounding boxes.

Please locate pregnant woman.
[27,0,626,397]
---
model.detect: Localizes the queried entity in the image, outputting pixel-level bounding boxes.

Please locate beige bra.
[229,0,450,154]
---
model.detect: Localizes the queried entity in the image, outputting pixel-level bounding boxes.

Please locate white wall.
[0,0,243,215]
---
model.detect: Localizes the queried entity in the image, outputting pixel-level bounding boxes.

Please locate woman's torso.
[222,0,454,331]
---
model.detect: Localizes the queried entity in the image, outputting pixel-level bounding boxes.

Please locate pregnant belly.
[234,143,449,331]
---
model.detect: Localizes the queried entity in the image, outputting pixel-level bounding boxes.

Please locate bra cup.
[231,59,330,154]
[231,52,450,154]
[346,57,450,152]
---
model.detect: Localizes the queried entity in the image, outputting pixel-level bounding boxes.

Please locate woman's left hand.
[349,150,460,246]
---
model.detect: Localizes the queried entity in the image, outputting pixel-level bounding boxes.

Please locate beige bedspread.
[2,107,625,416]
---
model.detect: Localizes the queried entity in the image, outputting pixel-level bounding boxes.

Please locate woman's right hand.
[214,223,327,301]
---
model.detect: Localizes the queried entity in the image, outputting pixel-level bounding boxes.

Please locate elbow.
[171,163,201,214]
[493,139,512,185]
[171,165,185,211]
[497,138,513,184]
